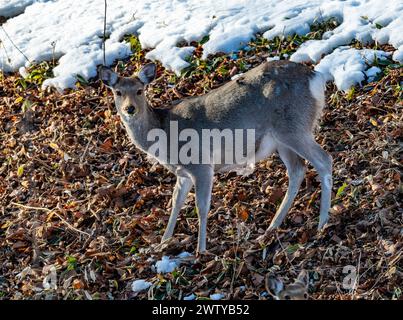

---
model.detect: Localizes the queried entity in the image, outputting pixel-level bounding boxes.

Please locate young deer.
[266,270,310,300]
[99,60,332,253]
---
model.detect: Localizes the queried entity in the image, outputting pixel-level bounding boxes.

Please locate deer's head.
[99,63,157,124]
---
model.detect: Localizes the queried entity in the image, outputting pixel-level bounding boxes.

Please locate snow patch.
[392,47,403,63]
[183,293,196,300]
[314,47,391,91]
[365,66,382,82]
[290,0,403,64]
[131,279,152,292]
[210,293,225,300]
[175,251,193,259]
[41,41,131,91]
[155,252,193,274]
[155,256,178,274]
[0,0,51,18]
[146,46,195,75]
[18,66,29,78]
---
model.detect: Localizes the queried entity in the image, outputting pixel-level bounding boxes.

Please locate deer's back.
[167,60,320,136]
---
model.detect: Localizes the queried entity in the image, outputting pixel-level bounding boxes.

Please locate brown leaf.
[268,188,284,203]
[100,138,113,152]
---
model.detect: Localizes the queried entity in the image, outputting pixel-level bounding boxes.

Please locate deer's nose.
[127,105,136,114]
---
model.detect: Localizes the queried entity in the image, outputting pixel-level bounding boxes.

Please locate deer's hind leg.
[274,133,333,230]
[268,145,306,231]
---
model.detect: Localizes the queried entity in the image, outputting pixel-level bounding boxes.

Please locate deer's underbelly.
[255,132,277,162]
[214,132,277,175]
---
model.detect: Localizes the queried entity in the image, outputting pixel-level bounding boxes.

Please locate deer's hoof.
[195,250,215,262]
[317,220,329,231]
[255,226,277,244]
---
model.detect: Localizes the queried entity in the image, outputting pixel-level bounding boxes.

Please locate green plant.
[336,182,349,199]
[25,61,54,85]
[346,87,356,101]
[75,74,89,86]
[310,17,340,38]
[66,255,78,271]
[124,34,144,61]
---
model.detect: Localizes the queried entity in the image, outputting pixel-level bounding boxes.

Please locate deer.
[99,59,332,254]
[266,270,310,300]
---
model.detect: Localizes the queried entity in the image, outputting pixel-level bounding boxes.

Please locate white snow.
[290,1,403,64]
[392,49,403,64]
[131,279,152,292]
[365,66,382,82]
[145,45,195,75]
[155,256,178,274]
[0,0,402,91]
[176,251,193,259]
[155,251,193,274]
[183,293,196,300]
[209,293,225,300]
[0,0,51,18]
[314,47,390,91]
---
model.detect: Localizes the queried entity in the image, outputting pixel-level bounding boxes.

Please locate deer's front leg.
[192,166,214,253]
[161,176,193,242]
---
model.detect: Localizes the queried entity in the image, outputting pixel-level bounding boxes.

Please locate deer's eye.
[284,295,291,300]
[126,105,136,115]
[136,89,143,96]
[115,90,122,97]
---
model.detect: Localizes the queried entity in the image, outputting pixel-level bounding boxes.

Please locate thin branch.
[275,232,296,270]
[1,26,30,63]
[0,36,12,64]
[103,0,107,65]
[79,137,93,164]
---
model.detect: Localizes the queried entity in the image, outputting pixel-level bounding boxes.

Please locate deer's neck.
[123,104,168,153]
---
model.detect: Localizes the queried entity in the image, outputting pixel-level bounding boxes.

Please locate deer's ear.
[296,270,309,288]
[266,275,284,297]
[99,66,118,88]
[138,63,156,84]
